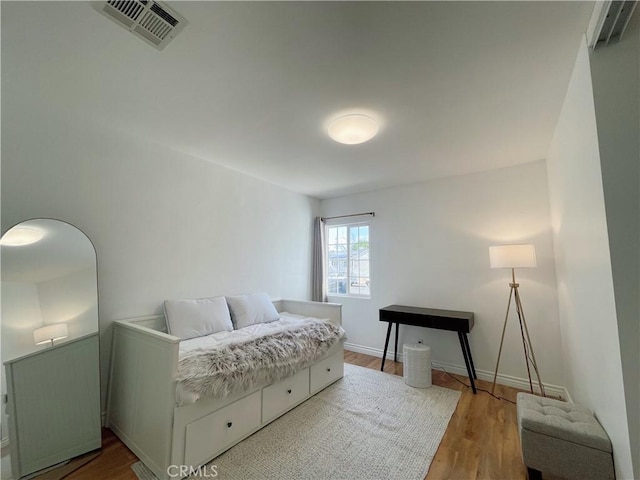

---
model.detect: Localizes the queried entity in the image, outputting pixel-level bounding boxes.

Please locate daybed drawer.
[310,352,344,394]
[262,368,309,423]
[184,390,261,466]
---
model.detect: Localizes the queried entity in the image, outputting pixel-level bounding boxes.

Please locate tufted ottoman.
[516,392,614,480]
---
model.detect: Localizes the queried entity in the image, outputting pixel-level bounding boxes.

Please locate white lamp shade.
[34,323,68,345]
[489,244,537,269]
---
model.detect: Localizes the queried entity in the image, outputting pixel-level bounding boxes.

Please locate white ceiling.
[2,1,594,199]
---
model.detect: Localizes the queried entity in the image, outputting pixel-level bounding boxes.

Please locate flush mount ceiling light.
[0,227,44,246]
[328,114,379,145]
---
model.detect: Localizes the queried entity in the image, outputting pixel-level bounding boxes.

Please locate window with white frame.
[326,223,370,297]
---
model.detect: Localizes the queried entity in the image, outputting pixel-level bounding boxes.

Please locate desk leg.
[462,333,477,379]
[458,331,477,394]
[394,322,399,363]
[381,322,393,371]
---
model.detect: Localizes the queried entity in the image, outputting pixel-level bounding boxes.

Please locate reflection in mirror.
[1,219,101,479]
[1,219,98,359]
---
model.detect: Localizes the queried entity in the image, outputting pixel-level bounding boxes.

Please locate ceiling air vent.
[589,0,638,48]
[97,0,187,51]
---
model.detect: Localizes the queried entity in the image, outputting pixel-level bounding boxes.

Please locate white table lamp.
[34,323,68,347]
[489,244,545,396]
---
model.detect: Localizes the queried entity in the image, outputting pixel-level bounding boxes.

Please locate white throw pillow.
[226,292,280,329]
[163,296,233,340]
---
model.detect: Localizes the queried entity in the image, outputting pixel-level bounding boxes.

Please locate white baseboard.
[344,342,400,361]
[344,342,569,400]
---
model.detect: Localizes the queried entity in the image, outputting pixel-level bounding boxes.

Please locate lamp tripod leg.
[491,286,514,395]
[514,285,534,393]
[514,289,545,397]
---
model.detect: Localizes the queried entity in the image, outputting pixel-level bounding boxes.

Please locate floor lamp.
[489,244,545,397]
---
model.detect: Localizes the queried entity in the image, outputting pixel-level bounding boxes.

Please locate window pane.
[328,275,342,295]
[327,227,338,246]
[359,225,369,242]
[358,260,369,278]
[349,226,358,243]
[360,278,370,296]
[325,222,370,298]
[351,261,360,278]
[337,226,347,244]
[350,243,359,261]
[339,277,347,294]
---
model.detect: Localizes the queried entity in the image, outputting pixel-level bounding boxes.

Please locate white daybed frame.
[106,299,343,480]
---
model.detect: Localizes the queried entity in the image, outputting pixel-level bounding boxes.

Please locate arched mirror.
[1,219,101,479]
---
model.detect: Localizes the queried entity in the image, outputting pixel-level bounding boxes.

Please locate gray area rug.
[132,363,460,480]
[131,460,157,480]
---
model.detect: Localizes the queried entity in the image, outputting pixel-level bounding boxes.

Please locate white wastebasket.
[403,343,432,388]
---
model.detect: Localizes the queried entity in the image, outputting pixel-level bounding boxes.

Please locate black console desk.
[379,305,478,394]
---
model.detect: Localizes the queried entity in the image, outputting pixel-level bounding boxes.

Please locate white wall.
[1,115,318,410]
[321,161,563,392]
[590,14,640,477]
[546,37,633,479]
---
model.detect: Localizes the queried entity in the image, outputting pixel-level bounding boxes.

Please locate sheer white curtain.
[312,217,327,302]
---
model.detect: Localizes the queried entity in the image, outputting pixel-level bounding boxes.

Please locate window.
[326,223,370,297]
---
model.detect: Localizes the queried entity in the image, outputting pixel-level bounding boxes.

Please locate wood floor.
[62,351,528,480]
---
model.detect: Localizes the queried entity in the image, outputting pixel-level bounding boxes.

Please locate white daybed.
[106,299,343,480]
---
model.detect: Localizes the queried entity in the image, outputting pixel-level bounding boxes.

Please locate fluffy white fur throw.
[176,321,345,399]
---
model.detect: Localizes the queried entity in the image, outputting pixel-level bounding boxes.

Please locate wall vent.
[590,0,638,48]
[97,0,187,51]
